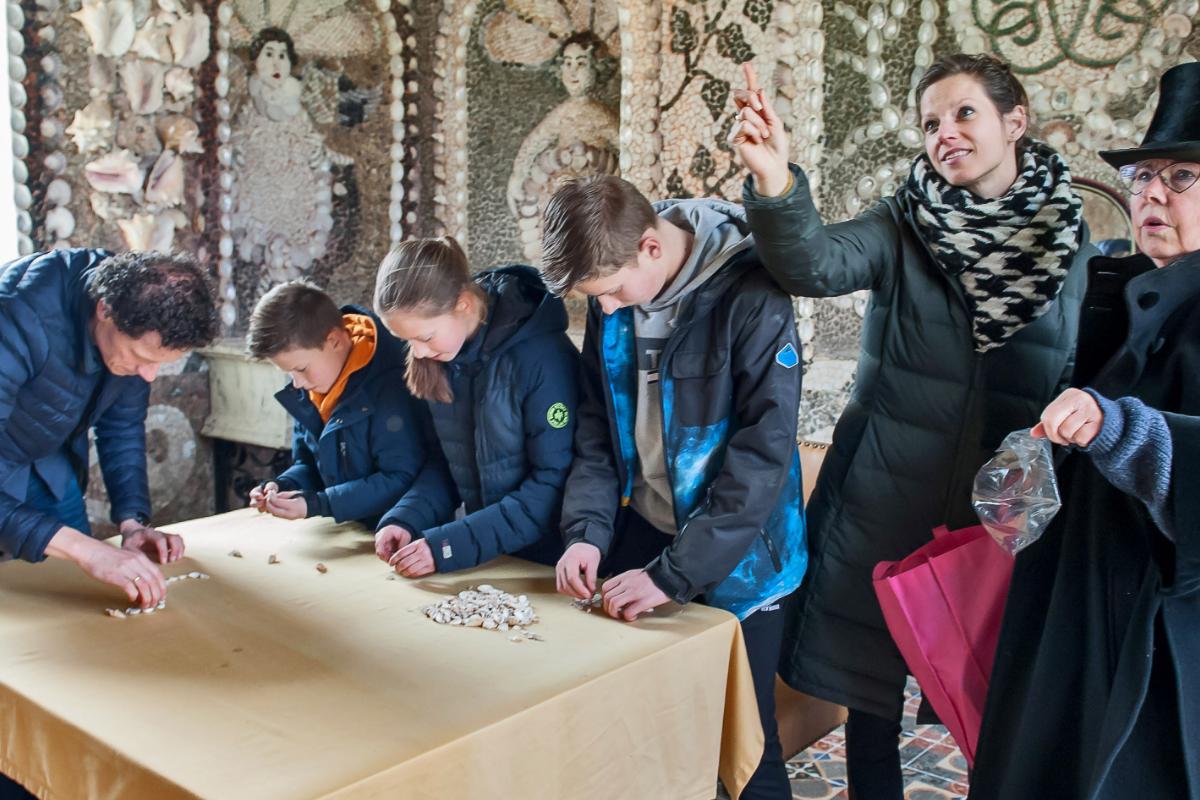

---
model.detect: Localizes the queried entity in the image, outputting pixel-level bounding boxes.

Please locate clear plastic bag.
[972,429,1062,556]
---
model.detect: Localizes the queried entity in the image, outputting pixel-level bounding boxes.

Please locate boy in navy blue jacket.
[246,281,435,528]
[540,176,808,800]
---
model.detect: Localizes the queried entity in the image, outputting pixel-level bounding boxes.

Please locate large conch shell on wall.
[145,149,185,206]
[121,59,166,115]
[156,114,202,153]
[65,97,115,154]
[118,211,182,252]
[164,66,194,98]
[168,9,209,68]
[131,13,174,62]
[84,148,145,194]
[71,0,136,58]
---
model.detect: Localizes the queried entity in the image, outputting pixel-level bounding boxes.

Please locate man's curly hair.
[88,252,219,350]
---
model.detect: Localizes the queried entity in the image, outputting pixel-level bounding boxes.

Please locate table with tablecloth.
[0,509,764,800]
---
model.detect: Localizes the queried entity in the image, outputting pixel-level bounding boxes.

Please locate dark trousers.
[604,509,792,800]
[845,707,903,800]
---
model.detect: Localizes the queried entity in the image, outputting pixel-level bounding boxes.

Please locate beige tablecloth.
[0,510,764,800]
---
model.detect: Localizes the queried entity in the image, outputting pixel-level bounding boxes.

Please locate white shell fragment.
[84,148,143,194]
[168,9,209,68]
[65,97,115,154]
[110,571,210,618]
[71,0,136,58]
[422,585,541,641]
[571,592,602,612]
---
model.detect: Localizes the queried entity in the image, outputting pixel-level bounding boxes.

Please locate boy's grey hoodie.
[630,199,754,533]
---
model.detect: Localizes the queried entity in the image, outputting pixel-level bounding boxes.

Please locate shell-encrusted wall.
[14,0,210,257]
[7,0,1199,456]
[212,0,418,330]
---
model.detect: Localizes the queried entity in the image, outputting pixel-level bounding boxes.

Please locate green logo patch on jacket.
[546,402,570,429]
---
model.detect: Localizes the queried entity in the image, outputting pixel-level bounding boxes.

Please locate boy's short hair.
[539,175,658,296]
[246,280,344,359]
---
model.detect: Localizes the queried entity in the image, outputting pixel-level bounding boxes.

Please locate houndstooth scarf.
[905,140,1083,353]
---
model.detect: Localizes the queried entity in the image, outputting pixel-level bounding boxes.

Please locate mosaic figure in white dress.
[483,1,620,262]
[226,0,382,295]
[230,28,334,287]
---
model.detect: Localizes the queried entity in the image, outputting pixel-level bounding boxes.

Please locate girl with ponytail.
[371,237,580,576]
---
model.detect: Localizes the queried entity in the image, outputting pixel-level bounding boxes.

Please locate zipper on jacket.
[758,529,783,573]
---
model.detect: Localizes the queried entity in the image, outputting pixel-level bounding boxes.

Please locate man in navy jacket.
[0,249,217,608]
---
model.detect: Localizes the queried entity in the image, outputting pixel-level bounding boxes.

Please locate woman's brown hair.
[373,236,485,403]
[915,53,1033,150]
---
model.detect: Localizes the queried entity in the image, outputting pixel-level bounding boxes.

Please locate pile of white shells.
[422,584,539,636]
[104,570,210,618]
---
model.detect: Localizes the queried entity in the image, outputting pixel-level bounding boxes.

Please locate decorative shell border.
[7,0,50,256]
[211,0,419,330]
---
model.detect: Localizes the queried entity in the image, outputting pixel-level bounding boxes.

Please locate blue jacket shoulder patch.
[775,343,799,369]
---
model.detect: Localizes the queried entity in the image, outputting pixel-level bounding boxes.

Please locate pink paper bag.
[872,525,1014,766]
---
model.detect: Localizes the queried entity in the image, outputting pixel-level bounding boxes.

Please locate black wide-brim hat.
[1100,61,1200,168]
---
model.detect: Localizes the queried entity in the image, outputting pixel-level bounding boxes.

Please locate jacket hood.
[461,265,566,363]
[646,199,754,313]
[341,304,407,374]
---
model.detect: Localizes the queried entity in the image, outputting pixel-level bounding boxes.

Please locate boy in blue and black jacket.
[245,280,439,528]
[539,175,808,800]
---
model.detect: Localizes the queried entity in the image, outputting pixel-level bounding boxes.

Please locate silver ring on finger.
[132,575,143,584]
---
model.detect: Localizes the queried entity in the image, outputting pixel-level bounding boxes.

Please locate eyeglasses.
[1117,161,1200,195]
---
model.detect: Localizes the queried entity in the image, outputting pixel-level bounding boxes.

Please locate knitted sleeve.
[1081,389,1174,540]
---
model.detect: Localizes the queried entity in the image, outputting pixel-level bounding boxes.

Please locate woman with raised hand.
[731,54,1094,797]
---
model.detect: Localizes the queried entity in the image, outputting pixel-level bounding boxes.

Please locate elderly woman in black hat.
[970,61,1200,800]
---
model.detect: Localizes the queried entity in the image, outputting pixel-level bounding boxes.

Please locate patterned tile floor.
[785,684,970,800]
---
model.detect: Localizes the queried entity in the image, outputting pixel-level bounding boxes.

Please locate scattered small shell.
[105,608,127,619]
[508,634,524,642]
[228,550,243,558]
[127,607,141,615]
[315,563,327,574]
[571,592,602,610]
[267,554,279,565]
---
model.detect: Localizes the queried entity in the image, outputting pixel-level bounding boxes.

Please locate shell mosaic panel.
[7,0,1199,446]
